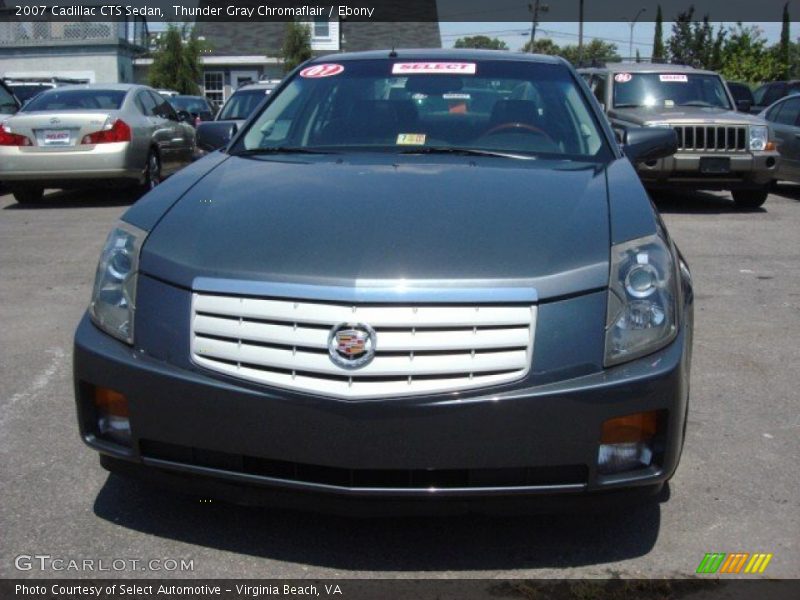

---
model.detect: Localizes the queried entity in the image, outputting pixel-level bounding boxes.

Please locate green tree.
[454,35,508,50]
[779,2,791,78]
[148,24,203,94]
[652,5,665,61]
[282,22,312,73]
[521,37,560,54]
[667,8,726,70]
[721,24,784,84]
[559,39,620,65]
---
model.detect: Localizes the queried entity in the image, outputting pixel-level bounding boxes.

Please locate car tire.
[11,186,44,204]
[142,150,162,191]
[732,188,768,209]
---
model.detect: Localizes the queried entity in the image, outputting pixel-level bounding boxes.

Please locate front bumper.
[637,151,778,189]
[74,298,691,508]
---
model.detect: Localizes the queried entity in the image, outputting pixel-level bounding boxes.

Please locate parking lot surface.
[1,185,798,578]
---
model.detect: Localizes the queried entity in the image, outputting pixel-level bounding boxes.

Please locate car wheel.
[732,188,768,209]
[11,186,44,204]
[143,150,162,191]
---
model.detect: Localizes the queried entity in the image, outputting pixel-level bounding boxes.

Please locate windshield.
[170,96,211,113]
[23,89,126,111]
[218,89,271,120]
[236,59,609,160]
[613,72,732,110]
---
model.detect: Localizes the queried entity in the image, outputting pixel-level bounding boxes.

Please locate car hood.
[610,105,767,126]
[140,154,612,300]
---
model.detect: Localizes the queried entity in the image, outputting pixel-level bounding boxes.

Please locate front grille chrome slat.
[191,293,536,399]
[673,124,747,152]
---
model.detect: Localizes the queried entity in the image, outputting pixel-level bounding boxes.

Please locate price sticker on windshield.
[614,73,632,83]
[392,62,476,75]
[660,74,688,83]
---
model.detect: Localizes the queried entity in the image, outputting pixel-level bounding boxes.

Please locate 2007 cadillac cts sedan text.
[74,50,693,512]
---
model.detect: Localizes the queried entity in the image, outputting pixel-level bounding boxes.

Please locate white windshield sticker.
[396,133,427,145]
[614,73,632,83]
[660,74,688,83]
[392,62,476,75]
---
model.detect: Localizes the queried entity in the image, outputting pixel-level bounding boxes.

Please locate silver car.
[760,93,800,184]
[0,84,195,204]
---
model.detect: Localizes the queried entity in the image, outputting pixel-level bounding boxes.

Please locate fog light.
[598,411,659,475]
[94,387,131,445]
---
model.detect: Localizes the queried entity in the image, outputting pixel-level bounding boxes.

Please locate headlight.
[89,221,145,344]
[604,233,678,366]
[749,125,768,151]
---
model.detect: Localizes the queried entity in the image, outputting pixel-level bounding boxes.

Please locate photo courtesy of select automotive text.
[1,0,798,597]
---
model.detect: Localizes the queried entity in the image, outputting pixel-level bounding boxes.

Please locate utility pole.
[528,0,549,52]
[624,7,647,61]
[578,0,585,64]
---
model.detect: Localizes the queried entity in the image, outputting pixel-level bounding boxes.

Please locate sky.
[439,21,792,56]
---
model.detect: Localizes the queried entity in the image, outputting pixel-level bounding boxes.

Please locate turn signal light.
[0,124,32,146]
[93,386,131,445]
[81,119,131,144]
[765,141,776,152]
[601,411,659,444]
[597,410,662,475]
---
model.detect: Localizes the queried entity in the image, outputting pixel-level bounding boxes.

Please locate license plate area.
[699,157,731,174]
[42,129,71,146]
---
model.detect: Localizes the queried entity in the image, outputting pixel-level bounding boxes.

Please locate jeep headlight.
[749,125,768,151]
[89,222,145,344]
[604,233,678,366]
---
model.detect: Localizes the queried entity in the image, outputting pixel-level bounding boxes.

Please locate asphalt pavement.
[1,184,798,579]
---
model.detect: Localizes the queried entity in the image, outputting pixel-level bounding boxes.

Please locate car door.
[136,90,174,172]
[767,97,800,182]
[145,90,185,174]
[151,91,195,170]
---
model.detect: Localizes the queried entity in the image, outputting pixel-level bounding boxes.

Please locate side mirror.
[196,121,239,152]
[736,99,752,113]
[622,126,678,164]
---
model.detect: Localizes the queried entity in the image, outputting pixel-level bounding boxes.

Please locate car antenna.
[389,40,397,58]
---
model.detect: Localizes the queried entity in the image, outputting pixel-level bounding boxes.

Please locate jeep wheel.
[732,188,768,209]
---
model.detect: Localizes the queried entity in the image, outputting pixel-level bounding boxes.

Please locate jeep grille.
[673,125,748,152]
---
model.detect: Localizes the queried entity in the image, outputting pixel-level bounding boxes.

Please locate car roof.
[308,48,566,65]
[172,95,208,100]
[36,83,147,92]
[578,62,719,76]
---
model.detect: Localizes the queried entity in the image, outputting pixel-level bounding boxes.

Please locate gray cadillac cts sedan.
[74,50,693,512]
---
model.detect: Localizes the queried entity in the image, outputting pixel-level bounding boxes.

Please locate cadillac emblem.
[328,323,376,369]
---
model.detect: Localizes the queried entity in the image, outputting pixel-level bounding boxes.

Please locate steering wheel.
[484,122,555,144]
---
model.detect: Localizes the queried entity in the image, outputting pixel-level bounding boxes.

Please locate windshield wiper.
[399,146,531,159]
[232,146,334,156]
[614,103,643,108]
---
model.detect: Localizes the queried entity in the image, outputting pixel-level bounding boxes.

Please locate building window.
[308,18,339,51]
[313,18,330,39]
[203,71,224,107]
